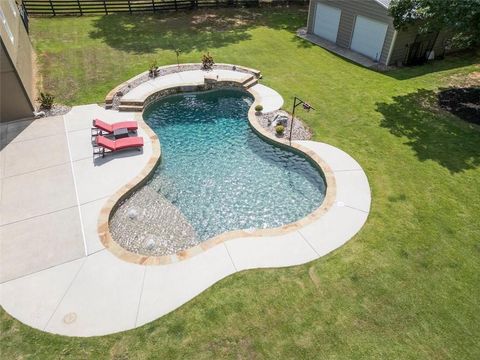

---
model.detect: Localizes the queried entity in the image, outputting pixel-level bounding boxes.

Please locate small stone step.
[118,104,143,112]
[241,75,255,85]
[243,78,258,89]
[120,100,144,106]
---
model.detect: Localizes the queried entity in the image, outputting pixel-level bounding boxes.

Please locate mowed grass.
[2,6,480,359]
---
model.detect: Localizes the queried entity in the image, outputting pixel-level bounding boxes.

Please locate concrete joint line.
[0,254,87,285]
[3,131,64,145]
[297,230,320,257]
[63,115,89,256]
[43,257,87,331]
[0,204,79,228]
[134,266,147,327]
[1,159,73,180]
[344,204,370,214]
[223,243,238,272]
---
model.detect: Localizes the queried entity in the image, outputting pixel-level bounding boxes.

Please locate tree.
[388,0,480,47]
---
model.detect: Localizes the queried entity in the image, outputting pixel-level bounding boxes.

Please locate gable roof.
[374,0,392,8]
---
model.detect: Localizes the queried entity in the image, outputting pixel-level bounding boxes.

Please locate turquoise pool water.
[142,89,326,242]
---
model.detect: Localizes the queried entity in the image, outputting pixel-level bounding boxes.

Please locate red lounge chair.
[94,135,144,157]
[92,119,138,136]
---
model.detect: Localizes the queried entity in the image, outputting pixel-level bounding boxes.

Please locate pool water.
[141,88,326,242]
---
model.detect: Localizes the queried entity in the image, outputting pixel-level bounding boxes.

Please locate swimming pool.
[110,89,326,256]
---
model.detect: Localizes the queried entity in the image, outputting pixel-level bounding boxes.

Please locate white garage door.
[350,15,388,61]
[313,3,341,43]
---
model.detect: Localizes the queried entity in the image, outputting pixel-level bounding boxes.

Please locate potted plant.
[275,124,285,136]
[175,48,182,67]
[201,52,214,70]
[37,92,55,110]
[255,104,263,114]
[149,60,159,78]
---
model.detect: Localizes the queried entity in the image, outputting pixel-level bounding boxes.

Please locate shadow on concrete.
[93,148,144,166]
[376,88,480,173]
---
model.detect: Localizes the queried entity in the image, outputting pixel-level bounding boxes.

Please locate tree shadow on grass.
[376,89,480,173]
[383,50,480,80]
[89,7,307,54]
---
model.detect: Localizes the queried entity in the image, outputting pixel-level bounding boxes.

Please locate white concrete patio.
[1,77,370,337]
[296,28,383,69]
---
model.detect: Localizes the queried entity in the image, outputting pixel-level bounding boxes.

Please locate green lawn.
[2,6,480,359]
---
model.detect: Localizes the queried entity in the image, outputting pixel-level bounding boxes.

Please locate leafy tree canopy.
[388,0,480,47]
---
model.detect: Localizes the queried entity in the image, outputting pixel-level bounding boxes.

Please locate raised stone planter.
[105,63,261,111]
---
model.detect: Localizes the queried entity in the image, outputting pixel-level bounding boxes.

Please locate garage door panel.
[350,15,388,61]
[313,3,341,43]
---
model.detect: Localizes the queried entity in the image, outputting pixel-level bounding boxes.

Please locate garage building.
[306,0,450,66]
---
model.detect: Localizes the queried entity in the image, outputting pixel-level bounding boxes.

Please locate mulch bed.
[438,87,480,125]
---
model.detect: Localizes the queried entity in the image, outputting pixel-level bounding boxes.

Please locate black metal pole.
[289,97,298,145]
[288,96,315,145]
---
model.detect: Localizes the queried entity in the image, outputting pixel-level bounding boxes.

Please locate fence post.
[174,0,178,11]
[19,2,29,33]
[48,0,56,16]
[77,0,83,16]
[21,1,29,17]
[152,0,156,12]
[103,0,108,15]
[128,0,132,14]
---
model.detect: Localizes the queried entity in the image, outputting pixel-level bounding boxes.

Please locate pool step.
[121,100,144,106]
[241,75,255,85]
[243,78,258,89]
[118,104,144,112]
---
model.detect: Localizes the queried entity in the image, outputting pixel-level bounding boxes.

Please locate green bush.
[149,60,159,77]
[37,92,54,110]
[275,124,285,135]
[255,104,263,112]
[149,60,158,71]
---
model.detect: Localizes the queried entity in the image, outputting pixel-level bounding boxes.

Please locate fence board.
[22,0,293,16]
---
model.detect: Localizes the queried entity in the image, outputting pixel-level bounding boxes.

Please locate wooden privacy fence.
[21,0,307,16]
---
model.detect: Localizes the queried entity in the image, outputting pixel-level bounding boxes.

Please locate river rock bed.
[37,104,72,117]
[257,110,312,140]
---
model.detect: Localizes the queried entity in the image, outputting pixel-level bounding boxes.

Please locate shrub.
[149,60,158,71]
[275,124,285,135]
[149,60,159,77]
[37,92,54,110]
[201,52,214,70]
[255,104,263,112]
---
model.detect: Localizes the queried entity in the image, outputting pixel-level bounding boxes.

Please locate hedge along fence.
[21,0,308,16]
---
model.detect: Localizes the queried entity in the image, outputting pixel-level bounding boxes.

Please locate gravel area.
[36,104,72,117]
[110,185,199,256]
[110,63,254,110]
[257,110,312,140]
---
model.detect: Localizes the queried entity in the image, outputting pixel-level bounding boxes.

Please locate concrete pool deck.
[0,71,370,337]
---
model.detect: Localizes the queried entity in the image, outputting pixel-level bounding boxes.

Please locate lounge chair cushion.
[93,119,138,133]
[96,135,144,151]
